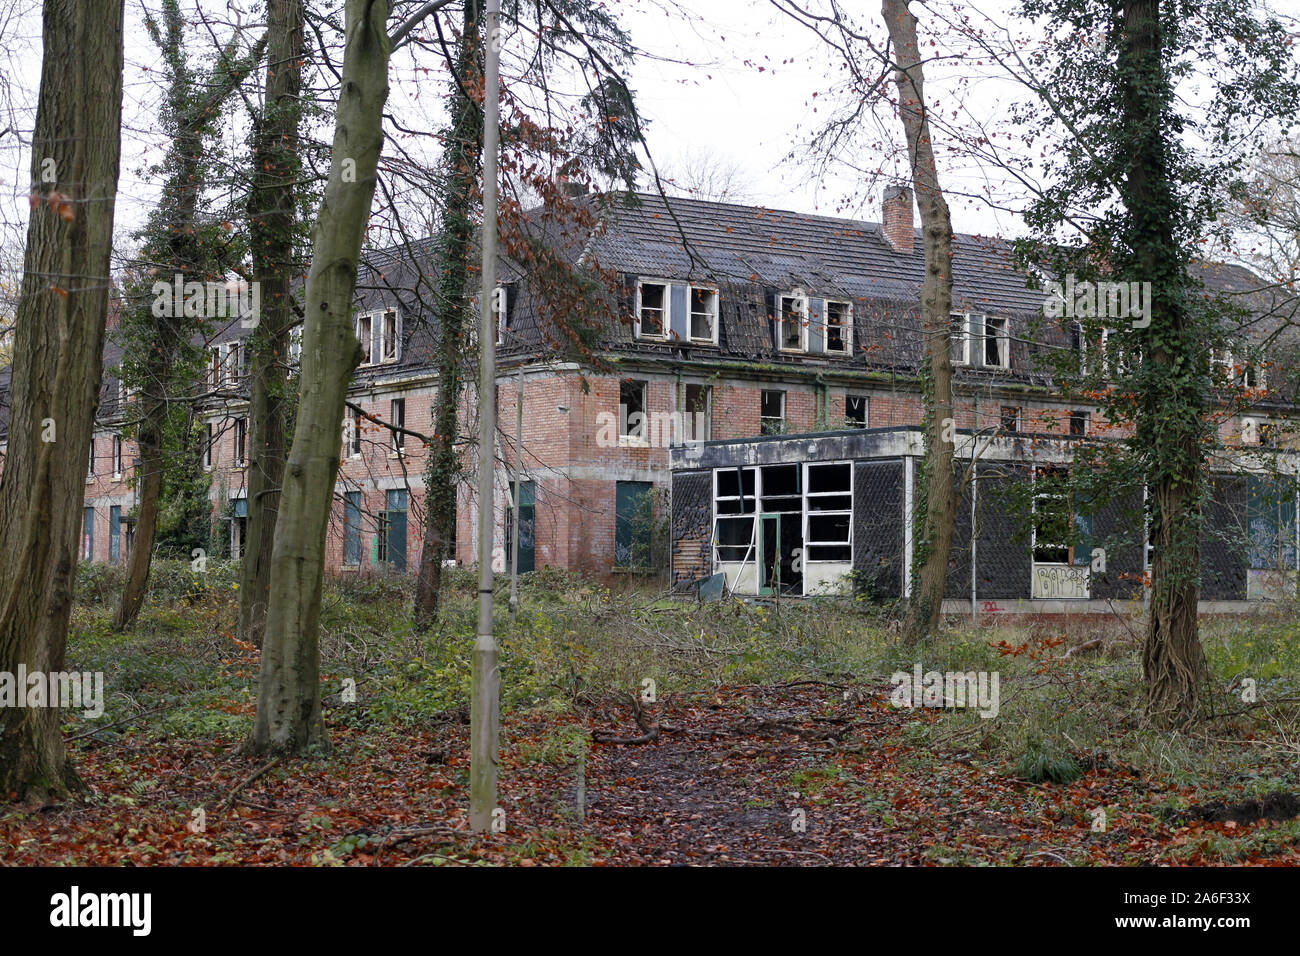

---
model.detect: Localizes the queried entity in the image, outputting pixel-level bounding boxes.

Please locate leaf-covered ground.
[4,681,1299,866]
[4,563,1299,866]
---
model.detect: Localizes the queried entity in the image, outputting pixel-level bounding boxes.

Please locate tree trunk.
[414,0,483,627]
[114,3,263,632]
[882,0,957,641]
[248,0,391,755]
[0,0,125,802]
[112,402,164,629]
[1118,0,1207,726]
[238,0,306,647]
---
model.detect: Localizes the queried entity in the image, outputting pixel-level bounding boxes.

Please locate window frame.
[824,299,853,355]
[712,467,757,564]
[619,378,649,445]
[390,398,406,455]
[687,283,720,346]
[355,313,374,366]
[760,389,786,435]
[112,435,123,479]
[983,315,1011,369]
[634,279,670,341]
[802,461,853,564]
[950,312,971,366]
[777,292,809,353]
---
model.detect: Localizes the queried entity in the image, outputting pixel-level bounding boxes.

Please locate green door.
[507,480,535,574]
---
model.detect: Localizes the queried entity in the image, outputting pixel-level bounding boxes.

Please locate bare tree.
[0,0,125,801]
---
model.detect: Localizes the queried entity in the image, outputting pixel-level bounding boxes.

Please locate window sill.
[612,566,657,575]
[112,473,122,482]
[688,338,718,347]
[618,437,650,448]
[340,564,360,572]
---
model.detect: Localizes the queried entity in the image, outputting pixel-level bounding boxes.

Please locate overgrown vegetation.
[9,563,1294,865]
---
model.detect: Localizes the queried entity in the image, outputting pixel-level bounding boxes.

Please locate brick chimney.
[881,185,914,254]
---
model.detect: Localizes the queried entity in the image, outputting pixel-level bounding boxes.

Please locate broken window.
[615,481,656,568]
[1000,405,1021,434]
[984,315,1010,368]
[356,313,373,365]
[1069,322,1085,374]
[209,347,222,388]
[494,287,508,346]
[825,300,852,354]
[380,310,399,362]
[950,312,970,365]
[1032,467,1073,564]
[637,281,667,338]
[760,389,785,435]
[714,467,756,562]
[1247,475,1298,571]
[620,379,647,441]
[804,462,852,562]
[203,424,213,469]
[845,394,867,428]
[390,398,406,453]
[113,435,123,477]
[684,384,711,442]
[87,438,96,479]
[778,293,807,352]
[689,285,718,344]
[235,417,247,466]
[1069,410,1089,436]
[347,407,362,457]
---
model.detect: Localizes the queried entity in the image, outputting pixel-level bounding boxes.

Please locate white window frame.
[235,417,247,467]
[494,286,508,346]
[288,326,302,366]
[87,437,96,482]
[824,299,853,355]
[1030,467,1073,566]
[356,313,374,366]
[635,279,669,340]
[203,423,214,470]
[112,435,123,480]
[687,283,720,345]
[983,315,1010,369]
[777,292,809,353]
[390,397,406,456]
[712,467,757,564]
[346,406,362,458]
[802,461,854,564]
[950,312,971,366]
[379,309,400,363]
[209,346,223,388]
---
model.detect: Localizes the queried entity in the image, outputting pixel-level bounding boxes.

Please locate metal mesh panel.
[671,470,713,587]
[1201,474,1248,600]
[1091,486,1145,600]
[973,463,1033,600]
[853,459,904,600]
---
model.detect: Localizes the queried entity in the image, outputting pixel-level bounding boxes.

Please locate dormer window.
[494,286,509,346]
[636,280,668,339]
[688,285,719,345]
[825,300,852,355]
[356,313,373,365]
[950,312,970,365]
[984,315,1010,369]
[380,310,399,362]
[778,292,808,352]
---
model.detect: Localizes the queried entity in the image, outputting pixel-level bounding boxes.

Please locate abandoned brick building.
[4,187,1297,609]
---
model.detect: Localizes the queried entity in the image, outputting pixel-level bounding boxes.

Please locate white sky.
[0,0,1293,272]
